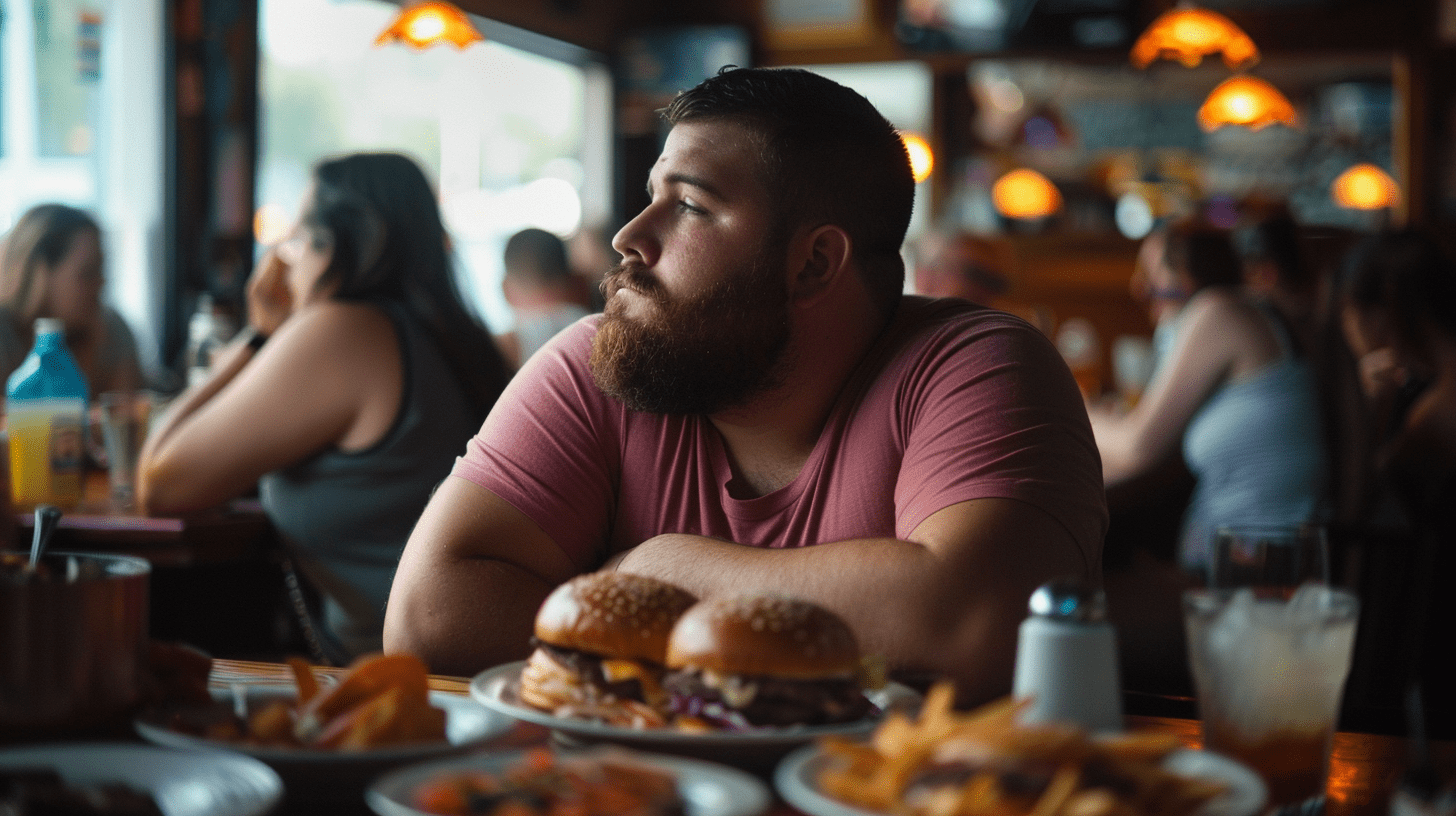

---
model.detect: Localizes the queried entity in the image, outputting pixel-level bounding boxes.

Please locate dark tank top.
[260,304,481,657]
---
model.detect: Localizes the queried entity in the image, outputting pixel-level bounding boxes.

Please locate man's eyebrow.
[647,171,724,200]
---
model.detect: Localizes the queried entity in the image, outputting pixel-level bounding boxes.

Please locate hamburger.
[662,593,876,729]
[518,571,697,727]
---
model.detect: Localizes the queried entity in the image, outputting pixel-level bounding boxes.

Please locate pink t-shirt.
[453,296,1106,572]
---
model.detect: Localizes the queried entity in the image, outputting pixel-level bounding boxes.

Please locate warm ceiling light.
[992,169,1062,219]
[1130,6,1259,70]
[375,2,484,49]
[1332,163,1399,210]
[901,132,934,183]
[1197,75,1298,131]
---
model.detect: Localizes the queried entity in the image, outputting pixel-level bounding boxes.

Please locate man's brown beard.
[589,254,792,415]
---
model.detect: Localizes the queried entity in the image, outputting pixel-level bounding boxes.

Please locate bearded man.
[385,67,1106,705]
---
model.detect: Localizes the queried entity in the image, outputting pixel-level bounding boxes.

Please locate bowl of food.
[0,550,150,742]
[367,746,770,816]
[136,654,514,806]
[0,743,283,816]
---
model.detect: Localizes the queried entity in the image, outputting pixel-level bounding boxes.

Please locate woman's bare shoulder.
[272,301,397,356]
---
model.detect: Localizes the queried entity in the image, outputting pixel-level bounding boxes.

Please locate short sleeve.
[893,313,1107,563]
[451,318,620,570]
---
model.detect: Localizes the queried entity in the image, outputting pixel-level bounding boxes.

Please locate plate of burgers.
[470,572,918,764]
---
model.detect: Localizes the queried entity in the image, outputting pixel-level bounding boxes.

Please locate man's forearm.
[615,498,1086,706]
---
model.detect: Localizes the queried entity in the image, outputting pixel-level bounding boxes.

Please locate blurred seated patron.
[1340,229,1456,732]
[0,204,143,394]
[1233,207,1320,351]
[1090,218,1326,574]
[138,152,511,661]
[912,231,1009,305]
[497,227,592,368]
[384,67,1107,704]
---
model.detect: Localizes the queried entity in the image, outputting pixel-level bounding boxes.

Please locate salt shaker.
[1011,577,1124,733]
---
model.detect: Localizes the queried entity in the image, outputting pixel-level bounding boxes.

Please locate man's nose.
[611,208,659,267]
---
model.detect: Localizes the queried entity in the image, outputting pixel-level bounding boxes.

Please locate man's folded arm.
[614,496,1091,707]
[384,476,581,677]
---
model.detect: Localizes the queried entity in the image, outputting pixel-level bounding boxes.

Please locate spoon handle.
[28,504,60,567]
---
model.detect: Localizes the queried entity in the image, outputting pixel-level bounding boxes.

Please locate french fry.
[294,652,429,742]
[287,656,319,704]
[815,681,1228,816]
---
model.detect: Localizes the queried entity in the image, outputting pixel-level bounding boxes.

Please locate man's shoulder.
[887,295,1047,351]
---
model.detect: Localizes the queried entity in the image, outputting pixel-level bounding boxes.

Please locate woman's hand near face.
[247,249,294,336]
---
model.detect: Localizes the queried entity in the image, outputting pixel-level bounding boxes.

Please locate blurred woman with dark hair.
[0,203,142,393]
[138,152,511,659]
[1092,217,1326,572]
[1340,228,1456,737]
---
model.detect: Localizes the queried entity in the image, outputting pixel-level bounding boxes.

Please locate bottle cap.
[1028,578,1107,623]
[33,318,63,336]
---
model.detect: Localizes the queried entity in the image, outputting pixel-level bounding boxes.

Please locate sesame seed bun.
[533,572,698,663]
[665,593,861,679]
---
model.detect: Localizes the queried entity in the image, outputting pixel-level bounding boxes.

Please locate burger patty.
[661,669,874,728]
[532,640,658,702]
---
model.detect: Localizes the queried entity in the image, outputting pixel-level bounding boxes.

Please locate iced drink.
[1184,585,1358,809]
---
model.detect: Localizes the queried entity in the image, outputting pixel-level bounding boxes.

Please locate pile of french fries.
[240,653,447,750]
[816,683,1226,816]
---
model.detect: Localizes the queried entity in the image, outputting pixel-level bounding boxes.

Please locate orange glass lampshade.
[1197,76,1298,131]
[1332,163,1399,210]
[901,132,934,183]
[992,169,1062,219]
[1130,6,1259,70]
[375,2,484,49]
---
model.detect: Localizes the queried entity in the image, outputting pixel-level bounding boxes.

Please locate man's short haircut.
[661,67,915,317]
[504,227,572,285]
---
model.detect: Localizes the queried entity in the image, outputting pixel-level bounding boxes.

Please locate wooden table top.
[8,473,272,566]
[210,658,1456,816]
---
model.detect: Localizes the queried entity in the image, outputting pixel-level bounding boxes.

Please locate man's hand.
[247,248,294,336]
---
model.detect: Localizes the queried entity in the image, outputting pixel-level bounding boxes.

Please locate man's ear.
[791,224,852,303]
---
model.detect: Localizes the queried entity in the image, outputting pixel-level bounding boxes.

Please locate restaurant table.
[6,473,290,656]
[12,471,273,567]
[209,658,1456,816]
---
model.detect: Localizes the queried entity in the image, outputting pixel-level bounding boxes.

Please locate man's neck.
[709,294,891,498]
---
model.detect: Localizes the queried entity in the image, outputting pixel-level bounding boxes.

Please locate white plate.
[367,748,771,816]
[135,685,514,804]
[470,661,918,767]
[774,743,1268,816]
[0,743,283,816]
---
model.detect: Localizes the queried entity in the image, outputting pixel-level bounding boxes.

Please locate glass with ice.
[1183,525,1359,812]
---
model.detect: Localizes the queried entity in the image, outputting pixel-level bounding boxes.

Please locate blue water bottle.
[6,318,90,509]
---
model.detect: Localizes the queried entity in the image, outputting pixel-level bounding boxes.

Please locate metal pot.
[0,551,150,741]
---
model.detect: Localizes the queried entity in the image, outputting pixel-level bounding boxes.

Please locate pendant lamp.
[993,169,1062,219]
[375,2,484,49]
[1197,75,1298,131]
[1332,163,1399,210]
[1130,5,1259,70]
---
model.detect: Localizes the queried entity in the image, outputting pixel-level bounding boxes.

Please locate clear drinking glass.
[95,391,155,511]
[1183,525,1359,813]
